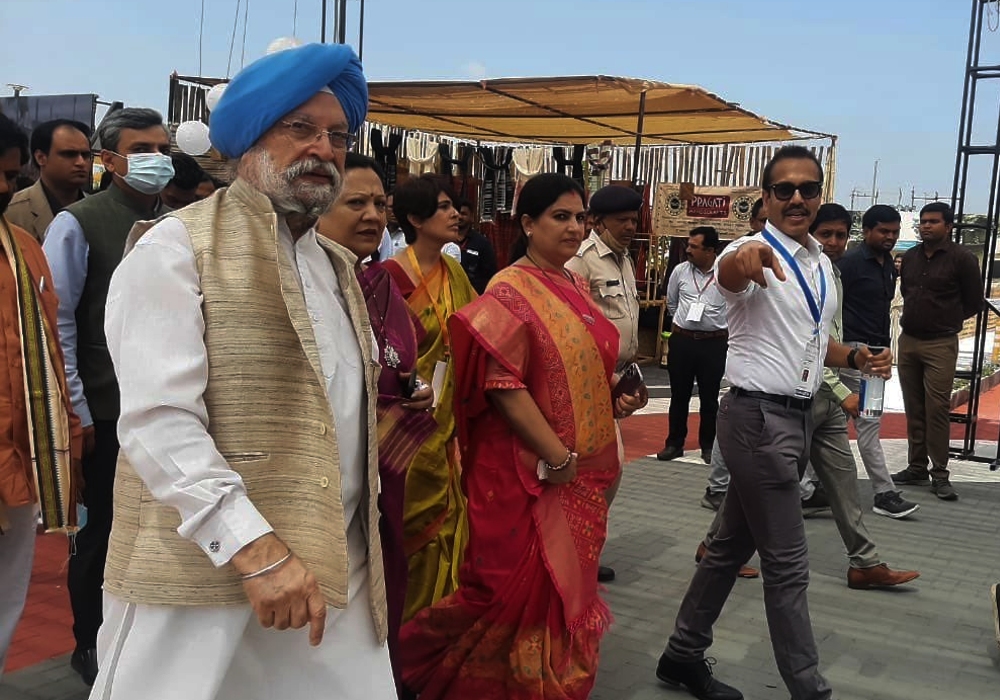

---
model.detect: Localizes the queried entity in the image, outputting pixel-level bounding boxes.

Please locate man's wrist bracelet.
[846,348,859,370]
[240,550,292,580]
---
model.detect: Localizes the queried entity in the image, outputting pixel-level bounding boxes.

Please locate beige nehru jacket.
[102,179,387,641]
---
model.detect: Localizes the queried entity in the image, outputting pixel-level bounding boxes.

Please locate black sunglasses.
[768,181,823,201]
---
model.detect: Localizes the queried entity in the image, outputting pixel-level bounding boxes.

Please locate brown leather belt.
[671,324,728,340]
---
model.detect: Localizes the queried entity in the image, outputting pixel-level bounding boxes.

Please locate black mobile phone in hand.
[612,362,643,400]
[401,371,418,399]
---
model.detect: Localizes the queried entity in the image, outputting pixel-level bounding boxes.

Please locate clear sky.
[1,0,994,210]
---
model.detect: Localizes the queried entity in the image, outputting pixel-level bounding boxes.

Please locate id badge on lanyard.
[686,301,706,323]
[687,266,713,323]
[794,334,821,399]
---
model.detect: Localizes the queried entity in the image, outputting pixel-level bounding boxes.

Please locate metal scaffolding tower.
[948,0,1000,468]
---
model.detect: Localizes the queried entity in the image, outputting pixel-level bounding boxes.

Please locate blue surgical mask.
[114,152,174,195]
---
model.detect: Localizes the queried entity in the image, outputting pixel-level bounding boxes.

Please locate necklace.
[525,253,595,325]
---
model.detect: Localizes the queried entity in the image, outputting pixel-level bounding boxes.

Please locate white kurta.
[92,217,394,700]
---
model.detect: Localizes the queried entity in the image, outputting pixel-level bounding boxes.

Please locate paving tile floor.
[593,440,1000,700]
[6,360,1000,700]
[5,440,1000,700]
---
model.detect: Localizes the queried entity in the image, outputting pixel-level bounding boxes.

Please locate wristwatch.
[846,348,859,370]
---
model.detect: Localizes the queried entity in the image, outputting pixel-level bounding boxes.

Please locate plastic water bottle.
[660,331,671,368]
[859,346,885,418]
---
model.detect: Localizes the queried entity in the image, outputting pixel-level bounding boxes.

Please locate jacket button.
[320,477,330,488]
[319,423,327,435]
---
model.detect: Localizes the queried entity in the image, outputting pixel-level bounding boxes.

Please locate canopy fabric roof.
[366,75,832,146]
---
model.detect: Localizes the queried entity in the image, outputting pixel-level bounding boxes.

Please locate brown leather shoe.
[847,563,920,590]
[695,543,760,579]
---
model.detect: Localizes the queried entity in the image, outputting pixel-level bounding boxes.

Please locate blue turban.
[209,43,368,159]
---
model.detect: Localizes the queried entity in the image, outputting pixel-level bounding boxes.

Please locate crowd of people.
[0,39,996,700]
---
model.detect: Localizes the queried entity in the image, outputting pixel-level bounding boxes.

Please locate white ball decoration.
[266,37,303,55]
[176,120,212,156]
[205,83,227,112]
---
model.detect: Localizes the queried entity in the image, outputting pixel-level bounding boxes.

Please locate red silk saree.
[399,264,621,700]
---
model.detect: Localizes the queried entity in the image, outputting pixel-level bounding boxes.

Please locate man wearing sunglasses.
[655,146,892,700]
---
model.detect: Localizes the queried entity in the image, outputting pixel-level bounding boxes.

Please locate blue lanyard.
[762,228,826,331]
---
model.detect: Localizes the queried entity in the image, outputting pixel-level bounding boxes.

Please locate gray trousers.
[839,348,895,495]
[0,504,37,680]
[710,442,816,499]
[705,437,729,495]
[808,386,881,568]
[668,391,832,700]
[703,387,882,569]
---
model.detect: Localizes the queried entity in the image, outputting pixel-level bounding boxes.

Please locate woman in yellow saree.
[383,175,477,621]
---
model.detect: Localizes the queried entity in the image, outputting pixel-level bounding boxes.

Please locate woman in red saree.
[399,173,648,699]
[315,154,436,697]
[383,176,477,622]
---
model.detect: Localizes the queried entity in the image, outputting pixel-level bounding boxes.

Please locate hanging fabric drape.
[438,143,475,197]
[585,141,613,194]
[477,146,514,221]
[406,136,439,176]
[511,147,545,215]
[512,147,545,183]
[370,128,403,193]
[553,145,586,187]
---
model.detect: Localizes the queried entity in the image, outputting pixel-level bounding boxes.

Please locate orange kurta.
[0,217,81,508]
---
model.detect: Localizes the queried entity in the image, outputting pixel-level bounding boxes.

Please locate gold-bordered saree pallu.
[400,265,621,700]
[383,255,477,621]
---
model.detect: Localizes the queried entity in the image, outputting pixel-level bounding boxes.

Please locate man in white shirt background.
[658,226,728,465]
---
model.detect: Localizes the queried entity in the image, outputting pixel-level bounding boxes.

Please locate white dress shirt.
[666,260,728,331]
[105,216,367,573]
[715,225,837,397]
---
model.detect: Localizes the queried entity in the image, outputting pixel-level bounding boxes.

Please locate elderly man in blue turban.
[89,43,396,700]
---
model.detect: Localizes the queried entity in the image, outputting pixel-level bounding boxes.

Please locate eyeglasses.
[279,120,356,150]
[767,181,823,201]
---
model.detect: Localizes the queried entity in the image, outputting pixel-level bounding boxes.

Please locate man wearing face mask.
[41,107,172,687]
[567,184,642,584]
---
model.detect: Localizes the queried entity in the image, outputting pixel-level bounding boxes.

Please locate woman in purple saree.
[317,154,436,697]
